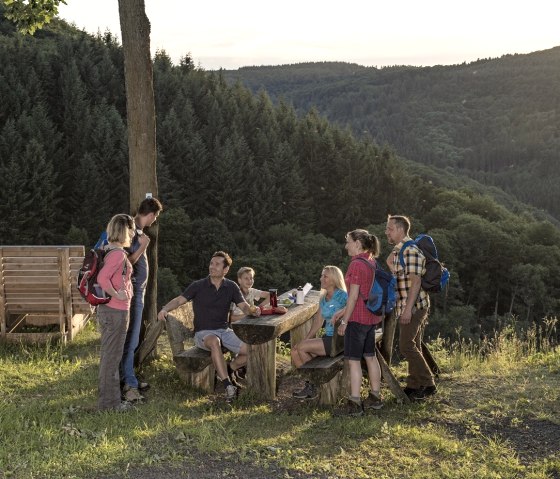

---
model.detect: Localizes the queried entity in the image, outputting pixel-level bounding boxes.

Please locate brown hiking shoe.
[363,392,383,410]
[334,398,364,417]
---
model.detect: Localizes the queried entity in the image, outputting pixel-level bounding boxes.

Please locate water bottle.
[296,286,304,305]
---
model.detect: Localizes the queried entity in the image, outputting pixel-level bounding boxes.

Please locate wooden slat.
[6,304,62,312]
[3,277,60,285]
[0,246,84,257]
[3,270,60,276]
[2,257,58,264]
[5,286,59,294]
[59,248,71,341]
[3,263,59,271]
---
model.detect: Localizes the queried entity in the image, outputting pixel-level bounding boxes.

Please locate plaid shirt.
[391,238,430,316]
[345,252,382,325]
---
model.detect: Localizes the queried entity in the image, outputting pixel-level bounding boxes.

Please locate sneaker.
[225,384,238,404]
[292,381,318,399]
[113,401,135,412]
[138,381,150,392]
[334,399,364,417]
[122,386,144,403]
[227,364,244,388]
[363,392,383,410]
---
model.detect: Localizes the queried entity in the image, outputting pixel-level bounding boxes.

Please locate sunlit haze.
[58,0,560,70]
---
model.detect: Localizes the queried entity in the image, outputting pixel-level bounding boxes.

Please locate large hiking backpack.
[77,248,125,306]
[354,257,397,316]
[398,234,450,293]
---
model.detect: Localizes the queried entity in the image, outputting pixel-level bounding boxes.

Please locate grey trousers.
[97,304,129,410]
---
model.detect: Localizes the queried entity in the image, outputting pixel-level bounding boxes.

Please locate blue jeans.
[120,286,145,388]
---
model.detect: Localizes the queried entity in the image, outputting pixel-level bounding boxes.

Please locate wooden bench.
[297,326,410,405]
[165,305,216,393]
[0,246,93,343]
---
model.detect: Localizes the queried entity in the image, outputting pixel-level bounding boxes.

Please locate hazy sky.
[58,0,559,70]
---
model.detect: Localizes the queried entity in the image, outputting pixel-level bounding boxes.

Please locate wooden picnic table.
[232,289,320,399]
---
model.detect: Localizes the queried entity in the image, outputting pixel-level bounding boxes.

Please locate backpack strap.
[352,257,376,301]
[105,247,128,288]
[398,240,417,270]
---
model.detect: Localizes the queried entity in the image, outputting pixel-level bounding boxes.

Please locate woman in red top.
[96,214,134,411]
[334,229,383,416]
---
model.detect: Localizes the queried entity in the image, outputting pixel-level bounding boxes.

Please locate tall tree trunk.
[118,0,163,364]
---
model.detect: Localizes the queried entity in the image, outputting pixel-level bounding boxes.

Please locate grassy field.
[0,320,559,479]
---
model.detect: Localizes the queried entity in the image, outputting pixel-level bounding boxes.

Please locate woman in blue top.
[291,265,348,399]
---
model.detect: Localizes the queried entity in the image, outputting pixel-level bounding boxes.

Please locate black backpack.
[398,234,450,293]
[77,247,126,306]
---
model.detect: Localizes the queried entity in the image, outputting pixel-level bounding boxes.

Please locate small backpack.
[398,234,450,293]
[77,247,126,306]
[354,257,397,316]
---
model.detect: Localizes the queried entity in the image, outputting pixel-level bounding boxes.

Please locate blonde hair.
[237,266,255,279]
[321,265,346,299]
[106,214,134,244]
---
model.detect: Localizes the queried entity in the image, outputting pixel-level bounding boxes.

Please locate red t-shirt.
[345,252,382,325]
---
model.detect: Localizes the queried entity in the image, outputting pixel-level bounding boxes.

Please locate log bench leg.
[376,345,410,404]
[246,340,276,399]
[176,361,216,393]
[317,361,349,406]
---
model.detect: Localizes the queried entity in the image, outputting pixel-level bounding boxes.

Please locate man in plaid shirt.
[386,215,436,400]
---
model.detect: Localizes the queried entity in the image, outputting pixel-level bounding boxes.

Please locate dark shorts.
[344,322,377,361]
[321,336,332,356]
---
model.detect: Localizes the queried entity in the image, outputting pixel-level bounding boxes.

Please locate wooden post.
[0,247,6,338]
[59,248,73,341]
[421,341,441,377]
[376,345,410,403]
[380,312,397,363]
[290,319,312,367]
[246,340,276,399]
[56,248,68,343]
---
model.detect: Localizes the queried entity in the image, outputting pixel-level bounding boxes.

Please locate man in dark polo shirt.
[157,251,260,403]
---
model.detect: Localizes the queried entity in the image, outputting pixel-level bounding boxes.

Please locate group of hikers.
[95,197,436,416]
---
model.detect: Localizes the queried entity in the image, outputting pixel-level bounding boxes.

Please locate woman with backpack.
[96,214,135,411]
[333,229,384,416]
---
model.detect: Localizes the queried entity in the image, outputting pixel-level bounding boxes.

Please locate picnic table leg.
[246,340,276,399]
[290,320,312,366]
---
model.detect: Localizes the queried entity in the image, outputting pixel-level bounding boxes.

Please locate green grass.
[1,321,559,479]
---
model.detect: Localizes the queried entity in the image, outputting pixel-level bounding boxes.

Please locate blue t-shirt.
[320,289,348,337]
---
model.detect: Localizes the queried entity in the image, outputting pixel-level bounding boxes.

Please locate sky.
[57,0,560,70]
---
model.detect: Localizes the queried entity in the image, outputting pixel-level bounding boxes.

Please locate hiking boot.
[334,399,364,417]
[403,386,422,398]
[225,384,238,404]
[363,392,383,410]
[408,385,437,401]
[122,386,144,403]
[292,381,318,400]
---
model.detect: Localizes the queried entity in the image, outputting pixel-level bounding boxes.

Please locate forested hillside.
[223,50,560,221]
[1,8,559,339]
